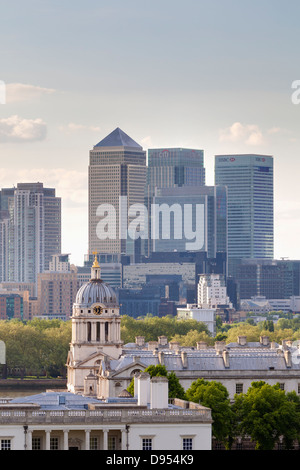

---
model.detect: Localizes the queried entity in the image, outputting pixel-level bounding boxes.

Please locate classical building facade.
[0,374,212,450]
[0,259,212,450]
[67,254,124,394]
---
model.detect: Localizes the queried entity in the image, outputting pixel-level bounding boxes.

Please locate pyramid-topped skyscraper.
[94,127,143,149]
[88,128,146,260]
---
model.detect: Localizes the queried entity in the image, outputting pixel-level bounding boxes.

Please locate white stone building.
[0,255,212,451]
[197,273,232,309]
[0,373,212,451]
[177,305,216,336]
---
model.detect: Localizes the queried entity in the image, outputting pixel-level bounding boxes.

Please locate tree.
[120,315,210,345]
[185,378,234,446]
[233,381,300,450]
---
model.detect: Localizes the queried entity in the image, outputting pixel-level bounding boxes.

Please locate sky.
[0,0,299,266]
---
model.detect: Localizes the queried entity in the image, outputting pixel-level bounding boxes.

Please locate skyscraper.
[88,128,146,259]
[0,183,61,288]
[215,154,274,277]
[146,147,206,256]
[147,148,205,195]
[151,185,227,258]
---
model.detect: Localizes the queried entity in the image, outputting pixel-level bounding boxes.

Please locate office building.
[197,273,232,309]
[37,254,78,320]
[147,147,205,194]
[177,305,217,336]
[236,258,300,300]
[215,155,273,277]
[146,147,206,255]
[0,183,61,289]
[151,185,227,258]
[88,128,146,259]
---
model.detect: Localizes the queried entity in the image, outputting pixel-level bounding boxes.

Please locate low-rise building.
[0,374,212,451]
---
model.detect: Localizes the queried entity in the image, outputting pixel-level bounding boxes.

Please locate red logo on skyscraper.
[230,158,235,162]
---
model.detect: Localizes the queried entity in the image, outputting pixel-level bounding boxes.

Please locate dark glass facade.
[215,155,273,277]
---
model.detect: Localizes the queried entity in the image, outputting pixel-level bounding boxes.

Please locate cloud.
[0,115,47,142]
[0,167,87,207]
[140,135,153,148]
[6,83,56,103]
[59,122,101,134]
[219,122,264,146]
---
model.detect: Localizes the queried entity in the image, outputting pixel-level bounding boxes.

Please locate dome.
[75,254,118,308]
[75,279,117,307]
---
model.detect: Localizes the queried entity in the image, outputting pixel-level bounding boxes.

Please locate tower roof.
[94,127,143,149]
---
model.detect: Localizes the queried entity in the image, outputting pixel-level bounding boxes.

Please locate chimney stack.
[136,372,151,406]
[150,376,169,409]
[181,350,188,368]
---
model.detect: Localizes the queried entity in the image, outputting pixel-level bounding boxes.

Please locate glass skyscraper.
[152,185,227,259]
[215,154,274,277]
[147,148,205,194]
[146,148,206,256]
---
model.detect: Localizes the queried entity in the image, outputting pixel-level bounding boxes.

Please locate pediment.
[108,359,147,378]
[73,350,110,368]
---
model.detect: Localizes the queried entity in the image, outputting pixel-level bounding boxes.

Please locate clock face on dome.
[93,305,103,315]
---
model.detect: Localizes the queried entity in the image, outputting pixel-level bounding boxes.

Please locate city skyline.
[0,1,300,265]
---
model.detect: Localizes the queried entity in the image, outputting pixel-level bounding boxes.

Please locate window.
[182,438,193,450]
[142,438,152,450]
[50,437,59,451]
[278,383,285,391]
[90,437,98,450]
[32,437,41,450]
[0,439,11,450]
[108,436,117,450]
[236,383,243,394]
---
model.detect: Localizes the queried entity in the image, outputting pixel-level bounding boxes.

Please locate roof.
[108,345,300,373]
[9,391,100,410]
[94,128,142,149]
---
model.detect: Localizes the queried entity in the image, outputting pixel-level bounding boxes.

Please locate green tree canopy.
[185,378,234,445]
[233,381,300,450]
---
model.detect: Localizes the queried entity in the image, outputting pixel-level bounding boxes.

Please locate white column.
[85,429,90,450]
[26,430,32,450]
[110,321,115,342]
[45,430,51,450]
[103,429,108,450]
[121,429,126,450]
[63,430,69,450]
[100,322,105,342]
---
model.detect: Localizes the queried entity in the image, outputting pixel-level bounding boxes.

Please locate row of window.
[235,382,287,395]
[0,436,194,451]
[142,437,193,451]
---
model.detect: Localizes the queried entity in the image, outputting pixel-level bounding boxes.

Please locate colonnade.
[24,427,128,450]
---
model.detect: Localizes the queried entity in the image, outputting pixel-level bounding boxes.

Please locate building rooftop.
[94,128,142,149]
[109,339,300,372]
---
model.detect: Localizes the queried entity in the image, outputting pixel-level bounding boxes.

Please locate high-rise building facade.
[37,255,78,320]
[146,148,206,256]
[88,128,146,259]
[215,154,273,277]
[0,183,61,288]
[151,185,227,258]
[197,273,231,308]
[147,148,205,195]
[236,258,300,300]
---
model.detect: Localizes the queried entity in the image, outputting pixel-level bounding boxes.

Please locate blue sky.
[0,0,300,265]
